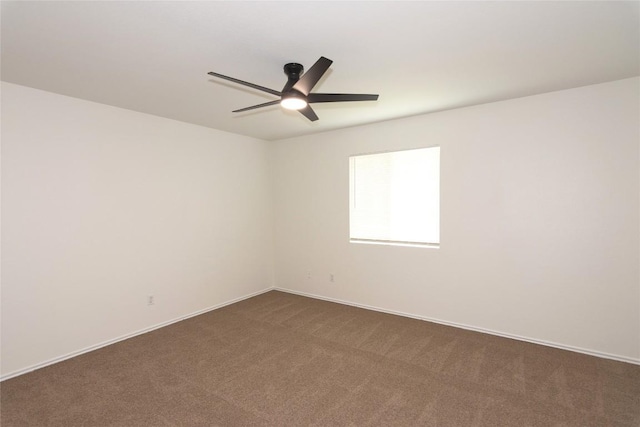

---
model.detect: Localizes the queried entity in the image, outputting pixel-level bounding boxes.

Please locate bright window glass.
[349,147,440,247]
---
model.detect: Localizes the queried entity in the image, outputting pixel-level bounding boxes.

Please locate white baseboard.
[274,287,640,366]
[0,287,275,382]
[4,285,637,382]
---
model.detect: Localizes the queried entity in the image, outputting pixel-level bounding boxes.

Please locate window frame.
[348,146,441,249]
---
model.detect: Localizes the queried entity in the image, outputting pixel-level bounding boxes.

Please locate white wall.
[273,77,640,362]
[1,83,274,377]
[2,77,638,379]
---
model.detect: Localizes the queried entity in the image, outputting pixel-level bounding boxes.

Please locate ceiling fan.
[207,56,379,122]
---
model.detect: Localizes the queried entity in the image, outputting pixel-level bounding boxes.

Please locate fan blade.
[232,100,281,113]
[292,57,333,96]
[208,71,281,97]
[308,93,379,103]
[298,105,319,121]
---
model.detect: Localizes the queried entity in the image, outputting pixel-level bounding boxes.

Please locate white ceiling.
[2,1,638,141]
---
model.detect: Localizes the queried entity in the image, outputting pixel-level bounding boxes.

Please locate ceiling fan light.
[281,96,307,110]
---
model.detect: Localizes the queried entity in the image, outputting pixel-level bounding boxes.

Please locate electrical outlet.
[307,272,312,280]
[147,295,155,306]
[330,274,334,282]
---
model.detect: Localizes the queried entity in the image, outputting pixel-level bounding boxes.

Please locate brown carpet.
[1,290,639,426]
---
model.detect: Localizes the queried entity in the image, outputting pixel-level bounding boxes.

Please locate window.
[349,147,440,247]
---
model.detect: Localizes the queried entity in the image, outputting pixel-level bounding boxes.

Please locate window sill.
[350,239,440,249]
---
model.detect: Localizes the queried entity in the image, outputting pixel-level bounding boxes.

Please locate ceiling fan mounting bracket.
[283,63,304,79]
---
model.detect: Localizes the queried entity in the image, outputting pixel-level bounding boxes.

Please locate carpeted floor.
[1,290,639,426]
